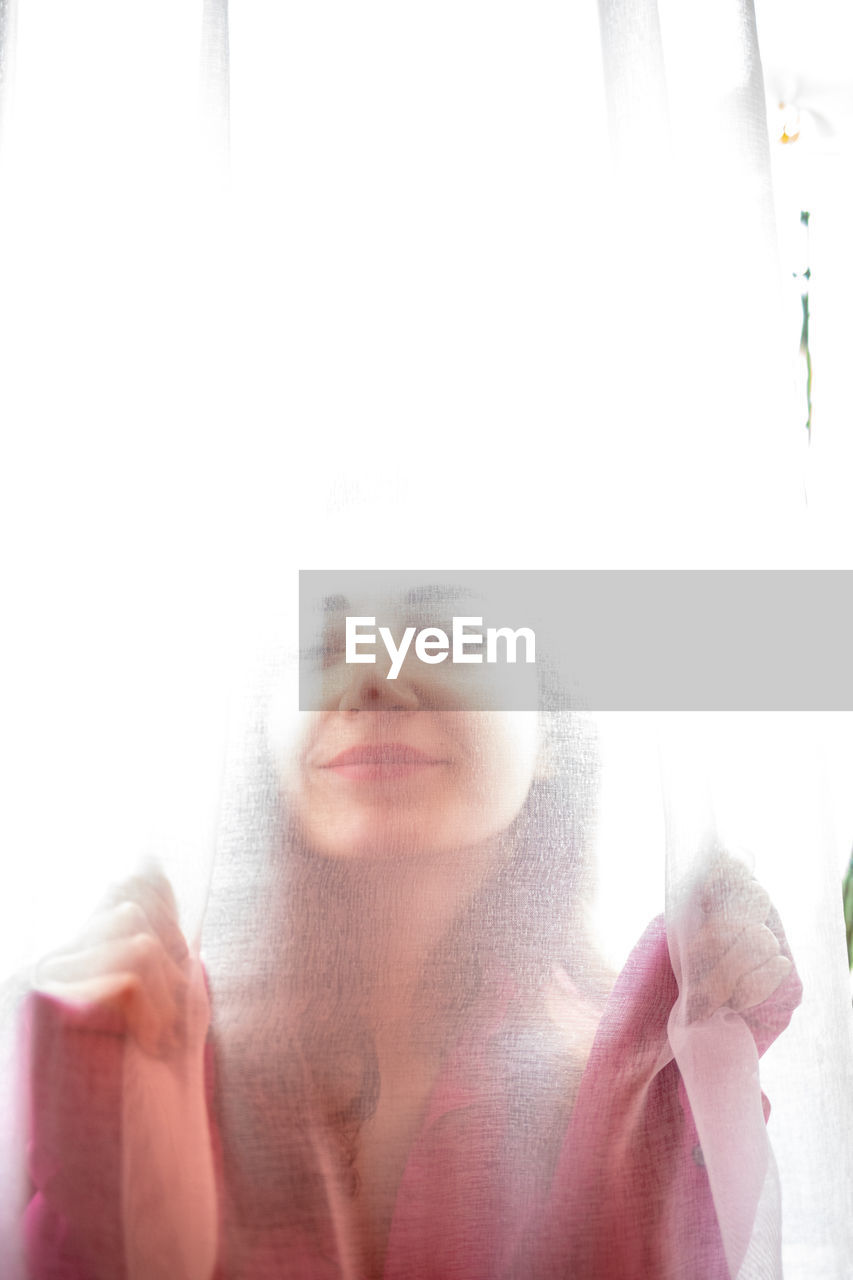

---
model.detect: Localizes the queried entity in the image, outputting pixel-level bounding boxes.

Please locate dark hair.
[201,667,606,1267]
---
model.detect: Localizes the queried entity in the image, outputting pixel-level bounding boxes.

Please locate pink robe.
[21,915,802,1279]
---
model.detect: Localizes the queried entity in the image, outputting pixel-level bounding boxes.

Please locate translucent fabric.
[12,701,850,1280]
[2,4,853,1280]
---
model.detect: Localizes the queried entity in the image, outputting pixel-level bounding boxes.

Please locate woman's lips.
[318,744,447,781]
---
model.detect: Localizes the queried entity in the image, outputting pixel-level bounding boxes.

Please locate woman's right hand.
[32,866,195,1059]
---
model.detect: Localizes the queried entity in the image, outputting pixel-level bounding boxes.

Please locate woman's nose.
[337,663,421,713]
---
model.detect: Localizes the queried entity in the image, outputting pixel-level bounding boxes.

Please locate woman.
[22,599,801,1279]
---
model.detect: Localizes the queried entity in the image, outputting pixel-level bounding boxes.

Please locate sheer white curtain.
[593,4,853,1275]
[1,3,852,1279]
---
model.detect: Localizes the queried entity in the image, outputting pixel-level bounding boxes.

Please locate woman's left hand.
[680,856,793,1023]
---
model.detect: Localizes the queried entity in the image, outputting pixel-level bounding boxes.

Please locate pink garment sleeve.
[529,914,802,1280]
[22,991,127,1279]
[22,982,221,1280]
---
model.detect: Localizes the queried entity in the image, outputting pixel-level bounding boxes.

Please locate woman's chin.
[309,834,437,864]
[301,812,469,865]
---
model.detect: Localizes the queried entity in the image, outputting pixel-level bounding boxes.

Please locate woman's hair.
[201,658,607,1266]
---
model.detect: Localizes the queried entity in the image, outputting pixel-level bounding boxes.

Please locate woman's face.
[275,598,544,866]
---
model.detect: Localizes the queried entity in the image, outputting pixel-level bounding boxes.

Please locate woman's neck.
[350,836,503,1058]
